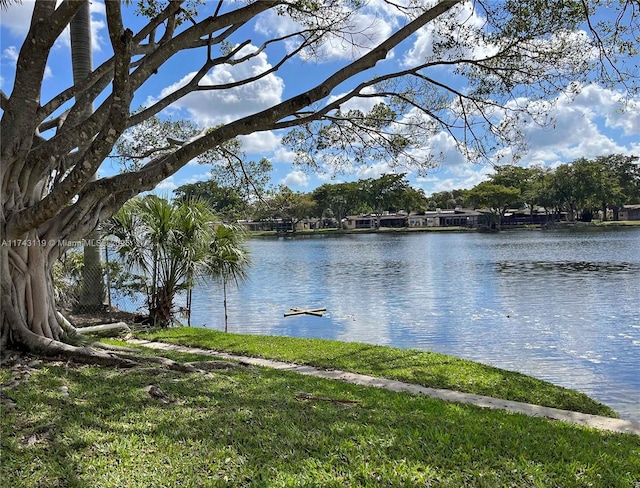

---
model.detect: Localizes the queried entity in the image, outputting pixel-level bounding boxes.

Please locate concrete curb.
[127,339,640,436]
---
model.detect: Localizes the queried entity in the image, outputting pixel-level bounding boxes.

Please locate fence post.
[104,241,112,310]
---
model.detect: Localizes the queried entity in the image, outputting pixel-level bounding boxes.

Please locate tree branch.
[6,2,134,238]
[0,1,81,179]
[77,0,464,206]
[128,0,283,95]
[128,39,252,127]
[9,0,461,248]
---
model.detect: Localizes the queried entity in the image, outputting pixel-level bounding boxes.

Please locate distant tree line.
[175,154,640,224]
[175,173,429,224]
[459,154,640,222]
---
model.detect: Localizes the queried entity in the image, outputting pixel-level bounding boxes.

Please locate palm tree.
[0,0,19,10]
[208,223,250,332]
[69,0,106,312]
[105,196,249,328]
[172,200,230,327]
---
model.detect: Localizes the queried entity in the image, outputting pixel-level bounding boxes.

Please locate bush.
[580,208,593,222]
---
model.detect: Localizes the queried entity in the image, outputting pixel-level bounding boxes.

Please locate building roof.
[421,209,483,217]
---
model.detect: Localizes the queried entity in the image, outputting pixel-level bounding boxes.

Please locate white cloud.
[326,86,383,112]
[569,84,640,136]
[255,5,394,62]
[272,146,298,164]
[0,1,108,60]
[316,173,345,184]
[281,170,309,188]
[90,20,107,54]
[513,85,640,165]
[416,163,491,195]
[239,131,281,154]
[58,1,107,53]
[2,45,50,87]
[185,172,211,184]
[352,161,395,180]
[2,46,18,62]
[0,1,34,38]
[90,2,106,18]
[403,2,495,67]
[157,44,284,126]
[417,84,640,193]
[273,83,638,195]
[315,12,393,61]
[155,176,176,192]
[410,130,467,168]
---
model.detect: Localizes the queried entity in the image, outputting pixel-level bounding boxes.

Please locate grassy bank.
[137,328,616,417]
[2,343,638,487]
[593,219,640,227]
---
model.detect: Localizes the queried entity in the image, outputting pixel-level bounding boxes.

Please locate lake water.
[190,227,640,421]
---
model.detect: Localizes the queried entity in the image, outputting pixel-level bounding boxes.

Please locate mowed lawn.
[1,329,638,487]
[138,328,618,417]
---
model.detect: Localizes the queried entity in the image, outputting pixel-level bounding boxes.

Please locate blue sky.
[2,1,639,197]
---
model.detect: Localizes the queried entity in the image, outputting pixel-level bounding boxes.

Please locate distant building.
[238,219,293,232]
[343,215,379,230]
[294,218,322,231]
[242,206,583,233]
[344,208,483,230]
[500,211,554,226]
[619,204,640,221]
[418,208,483,228]
[238,217,327,233]
[378,213,408,228]
[406,208,483,228]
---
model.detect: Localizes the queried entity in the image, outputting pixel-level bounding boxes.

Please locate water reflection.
[191,228,640,420]
[497,261,640,275]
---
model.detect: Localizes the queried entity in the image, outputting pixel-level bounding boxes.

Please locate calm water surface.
[190,227,640,420]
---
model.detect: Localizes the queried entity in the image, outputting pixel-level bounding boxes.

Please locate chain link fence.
[54,241,188,327]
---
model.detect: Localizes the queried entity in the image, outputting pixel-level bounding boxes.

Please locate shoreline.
[247,219,640,237]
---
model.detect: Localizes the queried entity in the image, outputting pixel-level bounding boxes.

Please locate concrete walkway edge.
[128,339,640,436]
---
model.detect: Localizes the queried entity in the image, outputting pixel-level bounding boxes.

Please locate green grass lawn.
[1,344,638,488]
[137,327,617,417]
[593,220,640,226]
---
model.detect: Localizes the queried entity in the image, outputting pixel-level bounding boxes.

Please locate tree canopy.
[1,0,639,360]
[180,156,639,226]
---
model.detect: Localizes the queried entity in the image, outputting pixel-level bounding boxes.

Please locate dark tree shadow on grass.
[1,360,636,487]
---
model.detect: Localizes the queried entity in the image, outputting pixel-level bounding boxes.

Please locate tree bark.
[2,235,63,343]
[0,233,135,366]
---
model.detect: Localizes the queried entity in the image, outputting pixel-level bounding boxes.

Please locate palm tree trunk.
[71,0,105,312]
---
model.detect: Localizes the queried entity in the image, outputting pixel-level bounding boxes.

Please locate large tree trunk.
[0,230,134,365]
[1,232,64,346]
